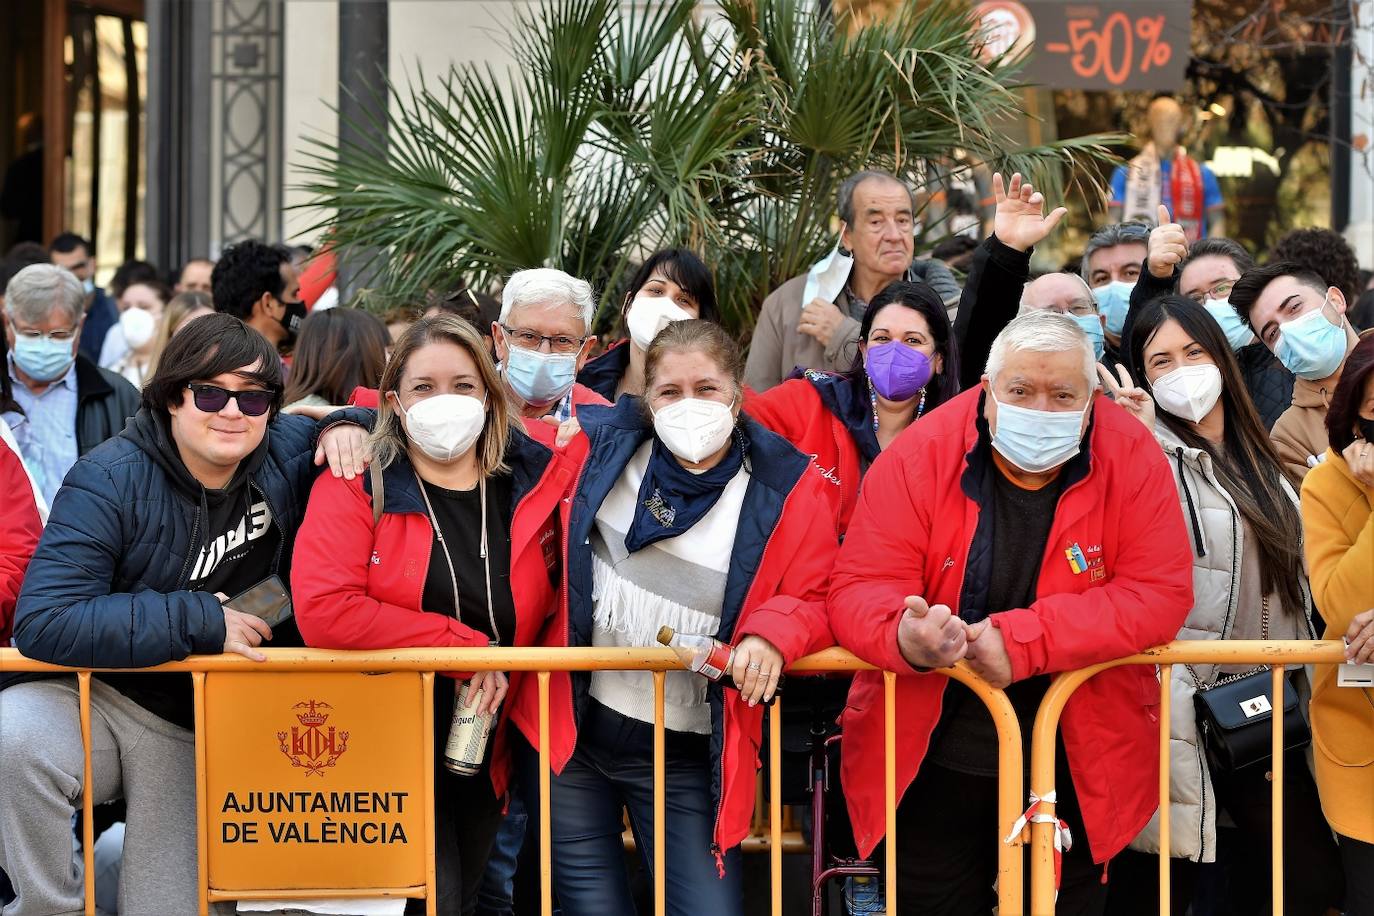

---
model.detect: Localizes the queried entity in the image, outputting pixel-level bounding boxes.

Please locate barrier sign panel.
[203,672,429,892]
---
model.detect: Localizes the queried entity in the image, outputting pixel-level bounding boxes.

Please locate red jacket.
[537,399,839,857]
[1,436,43,641]
[744,375,867,533]
[829,387,1193,863]
[292,432,576,797]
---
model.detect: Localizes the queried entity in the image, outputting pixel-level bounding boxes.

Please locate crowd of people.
[0,169,1372,916]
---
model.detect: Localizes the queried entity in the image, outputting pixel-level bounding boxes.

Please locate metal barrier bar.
[1027,641,1344,914]
[883,671,897,915]
[537,670,552,916]
[422,672,438,916]
[0,646,1023,914]
[770,696,783,916]
[78,672,94,916]
[1270,665,1284,916]
[1158,663,1171,914]
[653,670,666,916]
[193,672,209,916]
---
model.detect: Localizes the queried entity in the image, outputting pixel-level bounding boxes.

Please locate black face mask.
[1358,417,1374,445]
[277,298,307,346]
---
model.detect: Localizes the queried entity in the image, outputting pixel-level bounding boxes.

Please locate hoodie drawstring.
[1175,448,1206,558]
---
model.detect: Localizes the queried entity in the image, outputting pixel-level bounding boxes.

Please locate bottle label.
[698,641,733,681]
[444,682,494,775]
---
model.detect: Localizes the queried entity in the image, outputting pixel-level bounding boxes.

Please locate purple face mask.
[865,340,933,402]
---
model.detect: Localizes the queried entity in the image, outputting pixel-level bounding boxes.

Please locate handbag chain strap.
[1190,596,1271,692]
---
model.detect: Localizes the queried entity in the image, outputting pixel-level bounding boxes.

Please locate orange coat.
[1300,448,1374,843]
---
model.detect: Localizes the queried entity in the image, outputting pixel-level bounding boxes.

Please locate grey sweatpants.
[0,678,231,916]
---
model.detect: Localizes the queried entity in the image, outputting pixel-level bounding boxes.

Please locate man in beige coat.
[1230,260,1363,487]
[743,170,959,392]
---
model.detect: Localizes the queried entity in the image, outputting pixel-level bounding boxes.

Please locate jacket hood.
[788,368,881,464]
[124,407,267,505]
[576,339,631,402]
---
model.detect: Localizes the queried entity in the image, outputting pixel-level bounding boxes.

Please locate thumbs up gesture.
[1147,204,1189,280]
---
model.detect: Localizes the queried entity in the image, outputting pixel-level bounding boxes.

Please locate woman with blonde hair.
[292,315,579,915]
[145,291,214,379]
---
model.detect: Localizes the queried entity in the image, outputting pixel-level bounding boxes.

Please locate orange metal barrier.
[1027,639,1347,916]
[0,646,1024,916]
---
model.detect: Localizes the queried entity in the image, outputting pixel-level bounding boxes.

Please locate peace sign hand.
[993,172,1068,254]
[1097,362,1156,431]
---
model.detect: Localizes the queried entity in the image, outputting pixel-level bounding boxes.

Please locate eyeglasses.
[10,322,79,343]
[1186,280,1235,304]
[501,325,586,354]
[187,384,275,417]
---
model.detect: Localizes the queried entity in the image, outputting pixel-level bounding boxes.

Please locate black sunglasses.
[187,384,275,417]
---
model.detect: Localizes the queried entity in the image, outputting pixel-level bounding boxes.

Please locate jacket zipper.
[175,501,204,588]
[710,470,802,868]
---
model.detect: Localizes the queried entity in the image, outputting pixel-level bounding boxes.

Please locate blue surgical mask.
[1202,298,1254,352]
[503,344,578,406]
[82,278,95,296]
[11,333,77,382]
[1093,281,1135,336]
[1070,314,1106,361]
[1275,295,1348,380]
[989,391,1087,474]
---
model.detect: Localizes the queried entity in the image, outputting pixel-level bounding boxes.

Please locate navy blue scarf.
[624,430,748,553]
[790,368,881,465]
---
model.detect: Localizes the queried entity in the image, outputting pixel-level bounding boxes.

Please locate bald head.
[1147,97,1186,148]
[1020,272,1097,317]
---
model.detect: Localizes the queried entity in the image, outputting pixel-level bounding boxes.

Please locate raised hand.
[1147,204,1189,279]
[993,172,1069,254]
[896,595,969,670]
[1097,362,1156,431]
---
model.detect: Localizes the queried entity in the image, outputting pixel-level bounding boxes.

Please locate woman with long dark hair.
[744,280,960,532]
[576,248,721,401]
[283,307,390,409]
[1102,295,1342,916]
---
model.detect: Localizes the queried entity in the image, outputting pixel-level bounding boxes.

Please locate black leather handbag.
[1193,598,1310,774]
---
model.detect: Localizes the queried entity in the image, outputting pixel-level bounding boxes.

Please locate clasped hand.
[896,596,1013,688]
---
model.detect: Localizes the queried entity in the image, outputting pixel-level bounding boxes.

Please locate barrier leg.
[422,673,436,916]
[78,672,95,916]
[770,698,782,916]
[653,670,665,916]
[1159,664,1172,916]
[193,673,210,916]
[1271,666,1284,916]
[884,672,897,912]
[538,672,552,916]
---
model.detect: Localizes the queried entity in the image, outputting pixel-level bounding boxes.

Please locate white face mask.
[626,295,693,350]
[119,307,157,350]
[397,393,487,463]
[652,397,736,464]
[1150,364,1223,424]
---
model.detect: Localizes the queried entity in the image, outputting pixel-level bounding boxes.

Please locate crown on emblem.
[293,700,332,727]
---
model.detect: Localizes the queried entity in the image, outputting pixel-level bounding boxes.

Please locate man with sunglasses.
[3,263,140,508]
[1,312,368,914]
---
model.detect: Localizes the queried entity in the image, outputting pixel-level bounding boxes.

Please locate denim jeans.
[474,790,526,916]
[516,699,743,916]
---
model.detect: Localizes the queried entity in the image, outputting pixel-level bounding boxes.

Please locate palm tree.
[296,0,1119,337]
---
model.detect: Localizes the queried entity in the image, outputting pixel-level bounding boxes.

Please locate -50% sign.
[1047,13,1172,85]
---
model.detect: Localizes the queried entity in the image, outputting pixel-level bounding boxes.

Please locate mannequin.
[1109,97,1226,241]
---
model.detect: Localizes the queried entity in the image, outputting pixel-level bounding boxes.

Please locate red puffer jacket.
[292,431,576,798]
[535,398,840,859]
[1,434,43,641]
[829,387,1194,864]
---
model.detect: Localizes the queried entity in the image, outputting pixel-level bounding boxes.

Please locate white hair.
[985,310,1097,390]
[500,268,595,329]
[1018,272,1097,313]
[4,264,86,325]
